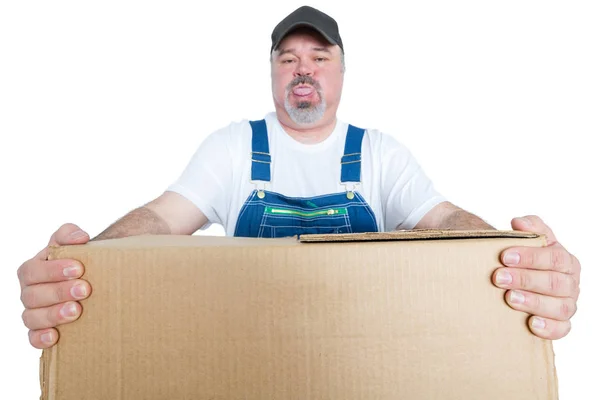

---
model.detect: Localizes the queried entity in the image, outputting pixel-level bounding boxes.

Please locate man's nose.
[294,59,314,77]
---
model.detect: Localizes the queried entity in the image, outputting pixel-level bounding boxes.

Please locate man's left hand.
[493,215,580,340]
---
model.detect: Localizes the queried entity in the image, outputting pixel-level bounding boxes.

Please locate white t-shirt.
[167,112,446,236]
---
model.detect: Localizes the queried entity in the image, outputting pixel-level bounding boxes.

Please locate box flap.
[299,229,542,243]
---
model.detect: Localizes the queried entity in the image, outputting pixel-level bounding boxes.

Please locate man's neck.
[277,115,338,145]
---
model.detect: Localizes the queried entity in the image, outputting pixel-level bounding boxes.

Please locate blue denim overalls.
[233,119,379,238]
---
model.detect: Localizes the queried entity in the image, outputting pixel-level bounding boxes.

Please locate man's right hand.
[18,223,92,349]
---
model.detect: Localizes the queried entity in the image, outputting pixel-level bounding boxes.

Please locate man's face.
[271,29,344,126]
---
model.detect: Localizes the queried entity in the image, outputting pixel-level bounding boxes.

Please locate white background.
[1,1,598,398]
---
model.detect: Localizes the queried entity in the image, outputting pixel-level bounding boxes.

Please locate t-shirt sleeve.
[380,134,447,231]
[166,126,234,230]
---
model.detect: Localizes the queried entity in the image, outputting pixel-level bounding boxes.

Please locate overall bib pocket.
[258,206,352,238]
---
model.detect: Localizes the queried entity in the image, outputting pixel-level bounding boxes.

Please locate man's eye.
[315,57,327,62]
[281,59,294,64]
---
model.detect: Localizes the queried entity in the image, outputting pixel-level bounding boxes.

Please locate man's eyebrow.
[312,47,332,53]
[276,47,332,57]
[277,48,295,57]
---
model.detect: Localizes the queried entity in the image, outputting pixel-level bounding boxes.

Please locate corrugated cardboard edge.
[40,246,63,400]
[40,345,56,400]
[544,339,560,398]
[299,229,543,243]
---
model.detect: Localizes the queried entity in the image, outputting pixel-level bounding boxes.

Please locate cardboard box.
[40,230,558,399]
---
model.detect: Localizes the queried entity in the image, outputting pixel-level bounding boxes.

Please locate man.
[18,6,580,350]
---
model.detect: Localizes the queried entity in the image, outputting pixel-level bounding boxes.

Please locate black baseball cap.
[270,6,344,54]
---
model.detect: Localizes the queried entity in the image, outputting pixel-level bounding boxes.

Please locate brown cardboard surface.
[41,231,557,399]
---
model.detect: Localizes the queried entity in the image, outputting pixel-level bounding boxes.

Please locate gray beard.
[284,88,326,125]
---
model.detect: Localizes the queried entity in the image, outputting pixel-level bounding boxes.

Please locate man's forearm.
[437,209,495,230]
[92,206,171,241]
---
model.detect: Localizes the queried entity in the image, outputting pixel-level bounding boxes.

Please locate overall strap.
[249,119,271,182]
[340,124,365,183]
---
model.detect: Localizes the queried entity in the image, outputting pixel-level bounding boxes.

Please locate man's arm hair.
[413,201,495,230]
[91,191,209,241]
[92,206,171,241]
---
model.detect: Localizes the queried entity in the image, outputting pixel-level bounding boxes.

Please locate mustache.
[286,75,322,91]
